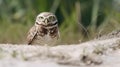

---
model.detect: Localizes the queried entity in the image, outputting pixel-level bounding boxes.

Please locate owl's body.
[27,12,60,45]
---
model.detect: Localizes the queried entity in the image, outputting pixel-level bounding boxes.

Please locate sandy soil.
[0,37,120,67]
[0,30,120,67]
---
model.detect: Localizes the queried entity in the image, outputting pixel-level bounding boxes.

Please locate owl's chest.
[33,27,58,45]
[35,33,57,45]
[37,33,53,41]
[37,26,58,38]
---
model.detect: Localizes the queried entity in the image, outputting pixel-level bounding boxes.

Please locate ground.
[0,30,120,67]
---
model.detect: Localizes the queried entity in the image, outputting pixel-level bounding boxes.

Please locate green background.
[0,0,120,45]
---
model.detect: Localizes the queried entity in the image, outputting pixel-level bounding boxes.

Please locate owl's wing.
[27,26,38,45]
[57,27,60,39]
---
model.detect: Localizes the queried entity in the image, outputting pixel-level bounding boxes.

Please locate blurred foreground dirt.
[0,30,120,67]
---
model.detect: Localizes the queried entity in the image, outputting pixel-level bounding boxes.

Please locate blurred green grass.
[0,0,120,45]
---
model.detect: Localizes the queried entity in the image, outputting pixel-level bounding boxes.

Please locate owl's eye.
[39,16,44,19]
[49,16,56,21]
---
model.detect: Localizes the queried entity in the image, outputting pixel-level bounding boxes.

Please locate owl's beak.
[44,19,49,24]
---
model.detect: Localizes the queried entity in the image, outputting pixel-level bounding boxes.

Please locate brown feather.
[27,26,38,45]
[26,12,60,45]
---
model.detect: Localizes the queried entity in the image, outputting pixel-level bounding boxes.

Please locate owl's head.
[35,12,58,26]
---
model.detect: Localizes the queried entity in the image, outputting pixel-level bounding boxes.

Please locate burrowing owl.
[27,12,60,45]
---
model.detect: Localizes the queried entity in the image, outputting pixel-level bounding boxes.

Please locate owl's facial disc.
[35,12,58,26]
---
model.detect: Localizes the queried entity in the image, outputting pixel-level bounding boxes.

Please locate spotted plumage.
[27,12,60,45]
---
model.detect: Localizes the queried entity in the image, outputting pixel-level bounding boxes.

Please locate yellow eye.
[39,16,44,19]
[49,16,55,21]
